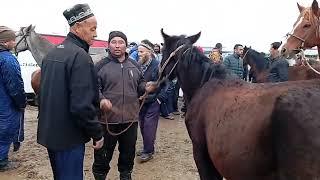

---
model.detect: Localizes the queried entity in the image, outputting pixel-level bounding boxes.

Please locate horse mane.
[246,48,268,71]
[177,43,230,84]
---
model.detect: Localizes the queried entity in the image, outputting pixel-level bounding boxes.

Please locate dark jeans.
[92,122,138,176]
[139,101,160,153]
[47,144,85,180]
[0,142,10,168]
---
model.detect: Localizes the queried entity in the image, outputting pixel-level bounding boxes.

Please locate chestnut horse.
[242,46,320,82]
[159,29,320,180]
[281,0,320,58]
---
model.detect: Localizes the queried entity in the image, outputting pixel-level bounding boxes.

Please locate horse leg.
[186,119,222,180]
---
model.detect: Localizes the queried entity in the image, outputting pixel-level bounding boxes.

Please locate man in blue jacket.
[0,26,26,170]
[223,44,244,78]
[137,40,167,163]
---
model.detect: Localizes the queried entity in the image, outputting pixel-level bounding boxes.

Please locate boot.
[13,142,21,152]
[0,158,9,171]
[93,173,106,180]
[120,171,132,180]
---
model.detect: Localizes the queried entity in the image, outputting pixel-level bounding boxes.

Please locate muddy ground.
[0,106,199,180]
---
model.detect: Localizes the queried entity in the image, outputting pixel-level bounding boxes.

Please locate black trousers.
[173,81,180,112]
[92,122,138,175]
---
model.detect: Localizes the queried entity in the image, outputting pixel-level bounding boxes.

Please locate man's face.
[154,46,160,54]
[108,37,127,58]
[75,16,97,45]
[235,46,244,56]
[269,46,277,57]
[138,46,151,64]
[0,39,16,50]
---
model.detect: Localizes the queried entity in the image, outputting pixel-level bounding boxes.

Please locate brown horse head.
[242,46,270,82]
[160,29,230,105]
[281,0,320,58]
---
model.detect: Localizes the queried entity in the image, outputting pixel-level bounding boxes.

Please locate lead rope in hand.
[104,45,185,136]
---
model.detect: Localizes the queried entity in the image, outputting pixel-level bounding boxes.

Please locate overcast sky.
[0,0,315,52]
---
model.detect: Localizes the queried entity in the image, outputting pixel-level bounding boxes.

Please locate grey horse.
[14,24,107,66]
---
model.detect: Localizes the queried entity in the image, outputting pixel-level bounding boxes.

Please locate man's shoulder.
[95,57,112,72]
[275,58,289,66]
[0,51,18,66]
[127,57,142,70]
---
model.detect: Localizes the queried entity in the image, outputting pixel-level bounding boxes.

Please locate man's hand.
[100,99,112,112]
[93,136,104,150]
[145,81,158,93]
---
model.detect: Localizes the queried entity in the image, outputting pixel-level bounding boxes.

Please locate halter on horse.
[281,0,320,58]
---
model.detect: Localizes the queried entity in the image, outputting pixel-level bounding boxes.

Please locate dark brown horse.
[242,46,320,82]
[160,29,320,180]
[281,0,320,58]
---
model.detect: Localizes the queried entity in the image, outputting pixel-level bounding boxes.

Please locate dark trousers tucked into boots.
[92,122,138,179]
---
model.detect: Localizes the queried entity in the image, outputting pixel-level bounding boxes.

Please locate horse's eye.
[303,24,311,28]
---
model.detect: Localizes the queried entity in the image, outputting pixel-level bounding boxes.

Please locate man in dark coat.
[267,42,289,82]
[37,4,104,180]
[92,32,156,180]
[223,44,244,78]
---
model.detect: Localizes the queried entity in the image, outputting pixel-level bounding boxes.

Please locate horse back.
[187,79,320,179]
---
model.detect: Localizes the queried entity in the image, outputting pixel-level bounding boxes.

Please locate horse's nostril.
[281,48,286,54]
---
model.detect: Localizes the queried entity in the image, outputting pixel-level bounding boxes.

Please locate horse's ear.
[26,24,33,31]
[312,0,319,16]
[161,28,170,40]
[297,2,305,13]
[187,32,201,44]
[32,25,36,31]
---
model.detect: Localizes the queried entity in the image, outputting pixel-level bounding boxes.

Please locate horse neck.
[27,32,55,66]
[176,50,226,100]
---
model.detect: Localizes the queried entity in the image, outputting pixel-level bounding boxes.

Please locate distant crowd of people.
[208,42,289,83]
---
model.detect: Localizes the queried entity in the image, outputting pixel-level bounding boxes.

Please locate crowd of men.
[209,42,289,83]
[0,3,291,180]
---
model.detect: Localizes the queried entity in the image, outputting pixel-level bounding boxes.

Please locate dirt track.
[0,106,199,180]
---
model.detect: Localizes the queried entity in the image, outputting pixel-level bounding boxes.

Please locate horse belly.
[204,91,276,179]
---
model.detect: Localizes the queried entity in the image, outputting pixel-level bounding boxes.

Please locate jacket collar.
[0,45,9,52]
[65,32,90,52]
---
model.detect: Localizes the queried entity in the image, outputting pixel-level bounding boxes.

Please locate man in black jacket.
[92,31,156,180]
[267,42,289,82]
[37,4,104,180]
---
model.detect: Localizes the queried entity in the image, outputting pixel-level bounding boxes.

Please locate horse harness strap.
[285,17,320,50]
[299,49,320,75]
[14,30,30,57]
